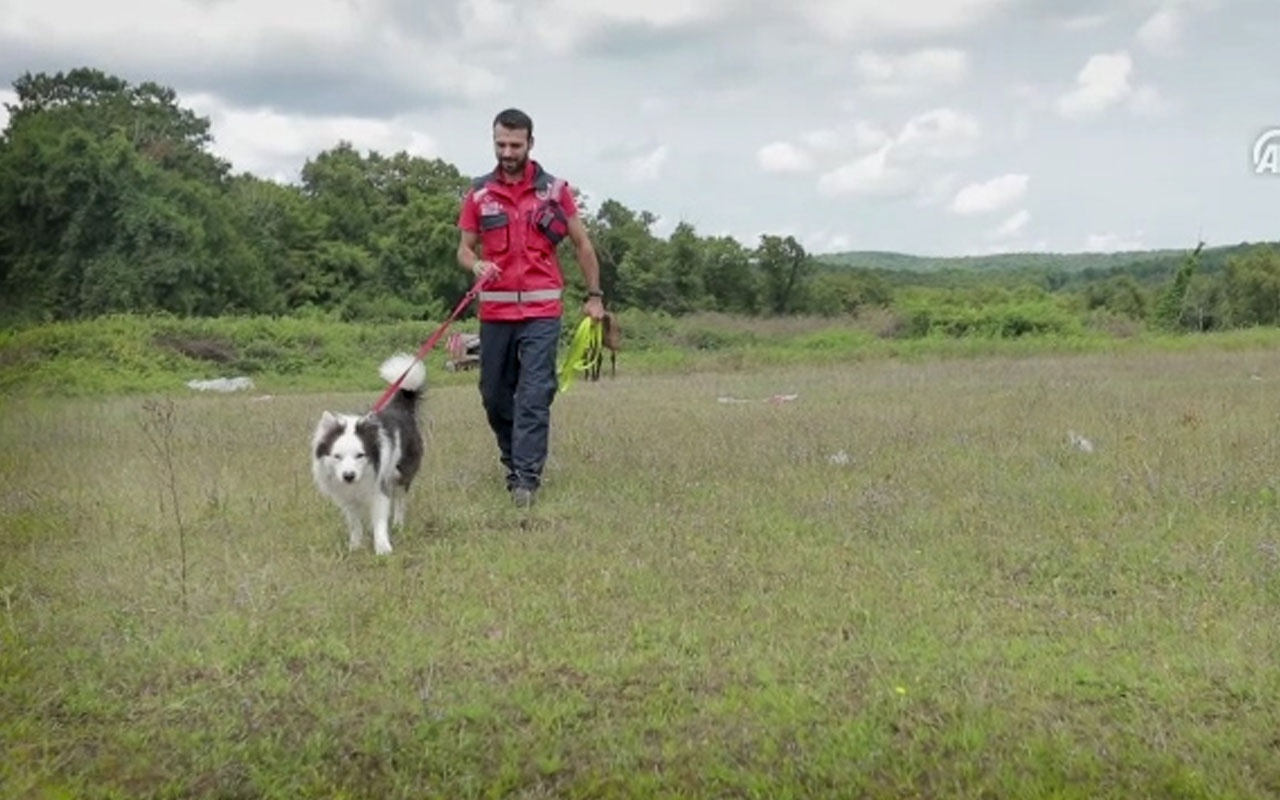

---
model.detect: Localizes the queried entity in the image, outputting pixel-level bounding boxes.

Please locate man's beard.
[500,156,526,175]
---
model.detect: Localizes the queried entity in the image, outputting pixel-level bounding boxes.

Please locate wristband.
[587,290,604,298]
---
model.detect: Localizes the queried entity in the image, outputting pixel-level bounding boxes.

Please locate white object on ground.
[187,376,255,393]
[1067,430,1095,453]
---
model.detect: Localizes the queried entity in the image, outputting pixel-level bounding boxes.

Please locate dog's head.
[312,411,382,485]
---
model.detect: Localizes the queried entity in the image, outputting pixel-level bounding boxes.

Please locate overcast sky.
[2,0,1277,256]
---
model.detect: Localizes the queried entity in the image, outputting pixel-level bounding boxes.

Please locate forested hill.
[817,245,1260,276]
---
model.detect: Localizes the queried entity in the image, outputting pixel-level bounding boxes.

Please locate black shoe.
[511,486,536,508]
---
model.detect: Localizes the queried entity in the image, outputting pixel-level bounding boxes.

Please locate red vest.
[467,161,571,322]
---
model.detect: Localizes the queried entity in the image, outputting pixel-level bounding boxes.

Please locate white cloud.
[1128,84,1174,116]
[182,92,440,182]
[0,0,505,105]
[800,0,1014,40]
[816,108,981,198]
[543,0,733,27]
[375,31,507,102]
[915,172,960,208]
[816,143,912,197]
[949,173,1029,215]
[988,208,1030,239]
[1135,7,1182,55]
[0,88,14,130]
[455,0,523,50]
[802,123,890,154]
[529,0,736,52]
[624,144,669,182]
[757,141,814,173]
[0,0,363,52]
[1056,51,1134,119]
[853,48,970,95]
[892,108,982,160]
[757,121,893,178]
[1084,231,1147,251]
[1048,50,1173,120]
[803,230,854,253]
[1058,13,1109,31]
[849,122,891,151]
[758,122,889,177]
[800,129,841,151]
[1133,0,1222,56]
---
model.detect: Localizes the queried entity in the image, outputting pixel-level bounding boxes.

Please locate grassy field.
[3,339,1280,798]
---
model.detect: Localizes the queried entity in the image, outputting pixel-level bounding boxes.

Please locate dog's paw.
[374,541,393,556]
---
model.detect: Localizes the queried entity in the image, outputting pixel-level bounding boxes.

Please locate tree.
[701,236,760,314]
[663,221,707,313]
[1182,273,1227,331]
[807,269,893,317]
[1081,275,1149,320]
[755,234,813,315]
[1153,241,1203,331]
[0,69,268,319]
[6,67,229,182]
[1224,245,1280,327]
[226,175,326,310]
[582,199,661,309]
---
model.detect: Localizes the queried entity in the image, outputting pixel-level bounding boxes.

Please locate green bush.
[899,298,1084,339]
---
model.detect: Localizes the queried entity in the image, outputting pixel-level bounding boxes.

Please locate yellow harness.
[557,316,603,393]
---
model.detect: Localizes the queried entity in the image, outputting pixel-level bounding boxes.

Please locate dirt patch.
[153,334,239,364]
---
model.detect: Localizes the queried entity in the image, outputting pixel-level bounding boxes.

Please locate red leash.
[370,276,487,412]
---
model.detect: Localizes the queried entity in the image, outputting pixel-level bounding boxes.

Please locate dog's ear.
[313,411,346,457]
[314,411,348,442]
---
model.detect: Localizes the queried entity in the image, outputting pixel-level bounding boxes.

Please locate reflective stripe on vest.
[478,288,563,302]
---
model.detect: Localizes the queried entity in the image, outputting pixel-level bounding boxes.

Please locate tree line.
[2,67,1278,335]
[0,68,859,325]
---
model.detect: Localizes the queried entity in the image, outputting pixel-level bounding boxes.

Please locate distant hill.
[815,248,1192,275]
[813,242,1280,292]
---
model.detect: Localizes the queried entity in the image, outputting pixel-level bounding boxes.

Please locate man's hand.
[583,295,605,321]
[472,260,500,283]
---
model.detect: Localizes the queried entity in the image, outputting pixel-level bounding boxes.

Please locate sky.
[1,0,1277,257]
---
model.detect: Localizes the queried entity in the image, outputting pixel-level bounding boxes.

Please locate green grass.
[3,334,1280,797]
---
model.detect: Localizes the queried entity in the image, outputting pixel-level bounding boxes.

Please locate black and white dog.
[311,353,425,555]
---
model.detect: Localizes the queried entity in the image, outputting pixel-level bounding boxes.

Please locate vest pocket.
[530,203,567,252]
[479,212,509,254]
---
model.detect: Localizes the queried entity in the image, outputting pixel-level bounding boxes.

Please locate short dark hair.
[493,108,533,136]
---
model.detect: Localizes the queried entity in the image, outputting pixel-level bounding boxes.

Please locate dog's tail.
[379,352,426,405]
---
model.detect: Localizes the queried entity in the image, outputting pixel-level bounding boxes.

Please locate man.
[456,108,605,508]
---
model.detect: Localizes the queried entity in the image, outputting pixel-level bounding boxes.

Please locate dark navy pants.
[478,315,562,491]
